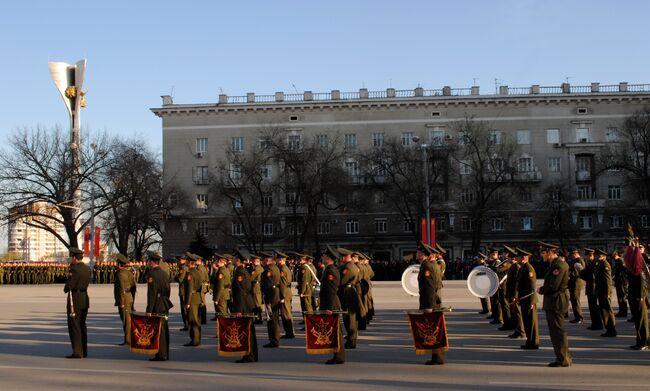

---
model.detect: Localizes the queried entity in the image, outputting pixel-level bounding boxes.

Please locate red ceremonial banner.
[93,227,100,257]
[217,316,252,357]
[129,313,162,354]
[304,312,341,354]
[83,226,90,256]
[407,311,449,355]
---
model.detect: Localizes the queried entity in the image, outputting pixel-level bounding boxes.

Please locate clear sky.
[1,0,649,152]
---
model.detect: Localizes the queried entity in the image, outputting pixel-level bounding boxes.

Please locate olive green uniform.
[320,264,345,364]
[567,256,585,322]
[262,264,282,346]
[64,262,91,358]
[279,263,295,337]
[184,267,203,346]
[114,267,136,344]
[339,262,360,348]
[212,265,231,315]
[517,262,539,348]
[540,257,571,366]
[146,267,172,361]
[595,259,617,336]
[231,264,258,362]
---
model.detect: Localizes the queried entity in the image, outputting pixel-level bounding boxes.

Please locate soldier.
[194,255,210,325]
[64,247,90,359]
[261,252,282,348]
[579,248,603,331]
[416,242,445,365]
[145,251,172,361]
[114,254,136,345]
[504,248,524,338]
[567,248,585,323]
[297,253,315,314]
[359,253,375,325]
[231,256,259,363]
[595,249,617,337]
[538,241,571,367]
[307,255,320,310]
[183,255,203,346]
[496,246,514,331]
[487,248,502,324]
[337,247,360,349]
[177,255,189,331]
[320,246,345,364]
[516,248,539,350]
[276,250,295,339]
[627,245,649,350]
[611,250,628,318]
[250,254,264,324]
[476,253,491,314]
[211,255,231,315]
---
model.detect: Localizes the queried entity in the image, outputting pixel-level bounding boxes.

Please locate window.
[522,216,533,231]
[577,107,588,114]
[460,188,474,203]
[488,130,502,145]
[317,134,328,148]
[375,218,388,233]
[374,192,386,205]
[231,223,244,236]
[518,157,533,172]
[547,128,560,144]
[197,221,208,237]
[547,157,561,173]
[436,216,446,232]
[430,129,445,146]
[285,191,302,205]
[196,194,208,209]
[577,186,594,200]
[318,221,331,235]
[403,219,415,233]
[576,128,590,143]
[459,160,472,175]
[344,133,357,149]
[520,187,532,202]
[607,185,621,200]
[458,132,469,145]
[401,132,414,146]
[604,127,619,142]
[288,134,301,150]
[641,215,649,228]
[575,155,591,180]
[234,199,242,209]
[289,115,299,121]
[609,215,623,229]
[372,132,384,147]
[194,166,209,185]
[517,130,530,145]
[551,188,562,202]
[461,217,473,232]
[263,194,273,208]
[263,223,274,236]
[346,219,359,234]
[346,191,359,206]
[231,137,244,152]
[261,164,272,180]
[491,218,504,231]
[196,138,207,153]
[229,164,242,181]
[258,137,271,150]
[579,215,593,230]
[288,222,303,235]
[345,160,359,179]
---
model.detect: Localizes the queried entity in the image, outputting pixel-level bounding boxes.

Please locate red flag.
[217,316,252,357]
[304,312,341,354]
[420,217,427,244]
[93,227,100,257]
[624,246,644,276]
[83,227,90,256]
[130,313,162,354]
[430,217,436,247]
[407,312,449,355]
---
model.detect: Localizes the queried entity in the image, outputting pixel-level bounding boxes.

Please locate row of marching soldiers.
[0,262,68,284]
[111,247,376,363]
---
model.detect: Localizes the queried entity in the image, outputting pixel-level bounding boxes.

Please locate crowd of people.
[0,262,68,284]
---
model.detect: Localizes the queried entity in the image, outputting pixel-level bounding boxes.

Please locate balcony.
[514,170,542,182]
[571,198,605,209]
[575,170,592,182]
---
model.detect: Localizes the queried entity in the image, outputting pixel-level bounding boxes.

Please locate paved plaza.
[0,281,648,390]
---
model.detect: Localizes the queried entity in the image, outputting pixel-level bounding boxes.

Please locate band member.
[184,255,203,346]
[627,245,649,350]
[476,253,491,314]
[194,255,210,325]
[231,256,258,363]
[297,254,315,314]
[538,242,571,367]
[261,253,282,348]
[64,247,90,359]
[516,248,539,349]
[417,242,444,365]
[496,246,514,331]
[487,248,502,324]
[504,248,524,338]
[276,251,295,339]
[211,255,231,315]
[320,246,345,364]
[177,255,189,330]
[114,254,136,345]
[595,249,617,337]
[567,248,585,323]
[579,248,603,331]
[146,251,172,361]
[337,248,360,349]
[611,250,628,318]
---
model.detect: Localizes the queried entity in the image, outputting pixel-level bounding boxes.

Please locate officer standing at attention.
[567,248,585,324]
[211,254,231,315]
[145,251,172,361]
[194,254,210,325]
[595,248,617,337]
[231,256,259,363]
[183,255,203,346]
[276,251,295,339]
[176,255,189,331]
[416,242,445,365]
[579,248,603,331]
[611,250,628,318]
[64,247,90,359]
[320,246,345,364]
[337,247,360,349]
[516,248,539,350]
[504,247,524,338]
[261,253,282,348]
[297,253,315,313]
[538,241,571,367]
[114,254,136,345]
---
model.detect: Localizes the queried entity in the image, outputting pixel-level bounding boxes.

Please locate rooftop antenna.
[564,76,574,84]
[494,78,501,94]
[389,78,392,88]
[291,83,299,94]
[219,87,224,94]
[170,85,175,97]
[473,78,479,87]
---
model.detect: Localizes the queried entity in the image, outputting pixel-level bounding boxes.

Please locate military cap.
[417,241,435,256]
[538,241,559,251]
[503,245,517,255]
[69,247,84,256]
[323,245,340,260]
[115,254,129,265]
[596,248,608,256]
[275,250,289,258]
[336,247,354,256]
[233,248,251,260]
[583,248,595,254]
[146,251,162,261]
[516,247,532,256]
[213,253,228,260]
[184,252,200,261]
[478,252,487,259]
[435,243,447,254]
[260,251,275,258]
[570,247,580,253]
[488,247,500,253]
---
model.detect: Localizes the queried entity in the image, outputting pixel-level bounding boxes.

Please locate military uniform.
[64,249,91,358]
[505,260,524,337]
[297,261,315,313]
[184,266,203,346]
[320,259,346,364]
[114,259,136,345]
[417,244,445,365]
[579,252,603,330]
[196,261,210,325]
[567,253,585,322]
[262,261,282,347]
[231,263,258,362]
[612,254,628,317]
[251,262,264,323]
[595,252,617,337]
[517,260,539,349]
[539,244,571,367]
[146,264,172,361]
[339,259,360,349]
[278,261,295,338]
[177,261,189,330]
[627,261,649,349]
[211,263,231,315]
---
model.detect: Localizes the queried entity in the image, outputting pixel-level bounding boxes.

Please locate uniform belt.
[72,289,87,292]
[346,284,352,288]
[252,281,259,284]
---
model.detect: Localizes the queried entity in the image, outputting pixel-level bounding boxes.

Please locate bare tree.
[0,126,111,249]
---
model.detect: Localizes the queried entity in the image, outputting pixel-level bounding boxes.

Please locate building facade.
[152,82,650,259]
[7,202,69,261]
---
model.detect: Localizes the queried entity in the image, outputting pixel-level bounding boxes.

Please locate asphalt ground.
[0,281,648,390]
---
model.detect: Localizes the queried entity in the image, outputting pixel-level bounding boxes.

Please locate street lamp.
[413,136,431,245]
[89,143,97,268]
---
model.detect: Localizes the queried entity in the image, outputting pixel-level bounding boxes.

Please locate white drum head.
[401,264,420,297]
[467,266,499,298]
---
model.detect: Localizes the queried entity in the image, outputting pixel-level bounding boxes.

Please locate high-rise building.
[7,202,69,260]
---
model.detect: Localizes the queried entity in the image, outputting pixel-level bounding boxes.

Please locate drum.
[466,266,499,298]
[401,264,420,297]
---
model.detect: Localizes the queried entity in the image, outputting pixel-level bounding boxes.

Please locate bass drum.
[401,264,420,297]
[466,265,499,298]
